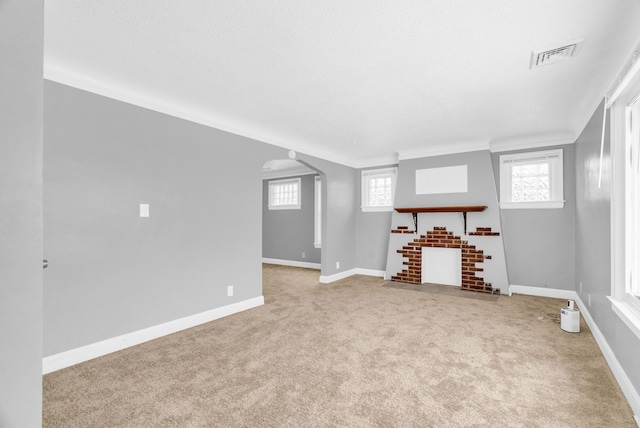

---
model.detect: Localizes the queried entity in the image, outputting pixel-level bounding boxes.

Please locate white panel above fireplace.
[421,247,462,286]
[415,165,467,194]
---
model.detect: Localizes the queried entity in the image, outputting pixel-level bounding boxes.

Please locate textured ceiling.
[44,1,640,167]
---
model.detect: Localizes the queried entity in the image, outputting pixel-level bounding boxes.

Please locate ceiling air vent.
[530,38,584,69]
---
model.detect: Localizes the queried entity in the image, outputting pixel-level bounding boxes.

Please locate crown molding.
[351,153,399,169]
[489,134,575,153]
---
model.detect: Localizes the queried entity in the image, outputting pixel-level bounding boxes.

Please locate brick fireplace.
[390,226,498,293]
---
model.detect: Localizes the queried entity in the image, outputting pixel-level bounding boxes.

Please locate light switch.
[140,204,149,218]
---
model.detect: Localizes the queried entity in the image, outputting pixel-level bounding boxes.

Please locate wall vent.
[530,38,584,69]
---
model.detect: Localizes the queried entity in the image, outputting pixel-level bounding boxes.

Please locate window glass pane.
[362,168,396,211]
[522,189,538,201]
[511,160,551,202]
[539,177,549,189]
[539,163,549,175]
[539,189,550,200]
[269,178,300,208]
[630,103,640,298]
[369,176,391,206]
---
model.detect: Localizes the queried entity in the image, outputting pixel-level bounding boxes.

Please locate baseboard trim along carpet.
[353,268,385,278]
[509,284,577,299]
[315,268,386,283]
[512,284,640,421]
[42,296,265,375]
[319,268,358,284]
[262,258,321,270]
[574,294,640,422]
[262,259,384,283]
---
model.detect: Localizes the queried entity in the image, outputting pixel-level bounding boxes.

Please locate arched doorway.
[261,159,323,270]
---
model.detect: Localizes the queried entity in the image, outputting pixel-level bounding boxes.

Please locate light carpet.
[43,264,635,427]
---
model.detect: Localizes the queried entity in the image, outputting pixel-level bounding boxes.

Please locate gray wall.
[262,174,321,263]
[575,101,640,400]
[44,81,286,356]
[356,211,392,271]
[295,156,358,277]
[491,144,576,290]
[356,167,395,272]
[0,0,44,426]
[385,151,509,293]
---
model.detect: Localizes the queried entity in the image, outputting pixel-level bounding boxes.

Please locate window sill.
[362,206,393,213]
[499,201,565,209]
[608,296,640,341]
[268,205,301,210]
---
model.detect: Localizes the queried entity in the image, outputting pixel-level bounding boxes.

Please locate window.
[499,149,564,209]
[268,177,301,210]
[627,96,640,302]
[609,54,640,340]
[361,167,397,212]
[314,176,321,248]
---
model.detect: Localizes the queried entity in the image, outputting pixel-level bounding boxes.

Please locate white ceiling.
[44,1,640,168]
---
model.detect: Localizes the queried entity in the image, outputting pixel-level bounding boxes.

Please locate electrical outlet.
[580,281,583,292]
[227,285,233,297]
[588,293,591,307]
[302,252,305,259]
[336,261,340,269]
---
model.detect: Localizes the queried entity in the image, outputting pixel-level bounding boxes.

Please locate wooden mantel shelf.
[395,205,488,234]
[395,205,487,214]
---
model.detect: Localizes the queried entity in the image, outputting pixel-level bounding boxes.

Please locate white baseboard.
[264,264,383,284]
[319,268,385,283]
[262,259,383,282]
[509,284,577,300]
[42,296,264,374]
[354,268,385,278]
[262,258,321,270]
[319,268,358,284]
[574,295,640,422]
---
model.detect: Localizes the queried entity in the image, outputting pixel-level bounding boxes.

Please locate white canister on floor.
[561,307,580,333]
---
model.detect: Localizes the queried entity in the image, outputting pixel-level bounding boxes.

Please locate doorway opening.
[262,159,323,271]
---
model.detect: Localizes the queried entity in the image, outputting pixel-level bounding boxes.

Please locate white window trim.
[314,176,321,249]
[499,149,565,209]
[268,177,301,210]
[361,167,397,212]
[609,65,640,341]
